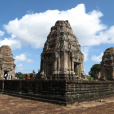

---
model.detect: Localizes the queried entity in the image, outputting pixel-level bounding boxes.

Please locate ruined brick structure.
[97,47,114,80]
[37,20,87,80]
[0,45,16,79]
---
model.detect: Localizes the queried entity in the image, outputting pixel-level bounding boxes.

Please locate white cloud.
[17,64,23,67]
[27,59,34,63]
[0,30,5,37]
[96,26,114,44]
[91,52,103,62]
[82,46,89,61]
[0,31,21,51]
[14,54,27,63]
[0,37,21,50]
[4,4,111,49]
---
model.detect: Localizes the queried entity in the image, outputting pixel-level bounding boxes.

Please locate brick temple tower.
[37,20,87,80]
[0,45,16,79]
[97,47,114,80]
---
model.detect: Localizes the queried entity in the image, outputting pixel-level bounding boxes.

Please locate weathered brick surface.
[36,20,87,80]
[0,45,16,79]
[97,47,114,80]
[66,80,114,104]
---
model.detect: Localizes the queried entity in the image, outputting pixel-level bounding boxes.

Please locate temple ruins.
[97,47,114,80]
[37,20,87,80]
[0,45,16,79]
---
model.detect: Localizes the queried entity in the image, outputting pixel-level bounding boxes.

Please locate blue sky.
[0,0,114,75]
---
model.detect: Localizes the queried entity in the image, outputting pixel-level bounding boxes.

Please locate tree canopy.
[87,76,94,81]
[15,72,27,79]
[89,64,100,79]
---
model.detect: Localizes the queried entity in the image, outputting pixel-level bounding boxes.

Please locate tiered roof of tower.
[43,20,82,55]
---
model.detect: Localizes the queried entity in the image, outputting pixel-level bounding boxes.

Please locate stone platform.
[1,79,114,105]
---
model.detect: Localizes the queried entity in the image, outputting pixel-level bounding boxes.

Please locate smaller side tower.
[97,47,114,80]
[0,45,16,79]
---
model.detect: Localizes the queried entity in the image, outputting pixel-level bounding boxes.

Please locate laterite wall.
[0,80,114,105]
[66,80,114,104]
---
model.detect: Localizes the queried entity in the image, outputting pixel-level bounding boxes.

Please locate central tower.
[37,20,85,80]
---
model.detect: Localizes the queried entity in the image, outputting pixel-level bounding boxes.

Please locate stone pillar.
[103,71,106,80]
[44,62,46,77]
[54,59,57,71]
[63,51,65,71]
[72,58,74,71]
[77,64,79,76]
[53,58,57,79]
[57,57,59,79]
[68,52,71,79]
[71,57,74,80]
[79,64,81,77]
[58,53,61,79]
[63,51,67,79]
[112,69,114,79]
[46,63,48,78]
[2,80,4,92]
[82,58,84,72]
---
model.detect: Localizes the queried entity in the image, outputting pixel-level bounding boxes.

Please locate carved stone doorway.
[48,63,53,76]
[105,71,112,80]
[74,63,78,75]
[4,70,8,77]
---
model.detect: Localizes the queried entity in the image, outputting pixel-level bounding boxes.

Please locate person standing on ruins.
[4,73,7,80]
[6,73,9,80]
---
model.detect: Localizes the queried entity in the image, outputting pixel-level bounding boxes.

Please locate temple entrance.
[74,63,78,75]
[48,63,53,75]
[105,71,112,80]
[4,71,8,76]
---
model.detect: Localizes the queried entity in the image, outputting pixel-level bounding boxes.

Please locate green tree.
[89,64,100,79]
[87,76,94,81]
[15,72,27,79]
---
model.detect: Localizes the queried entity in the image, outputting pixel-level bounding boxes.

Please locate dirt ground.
[0,94,114,114]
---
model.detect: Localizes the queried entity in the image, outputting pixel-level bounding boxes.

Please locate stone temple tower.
[97,47,114,80]
[37,20,86,80]
[0,45,16,79]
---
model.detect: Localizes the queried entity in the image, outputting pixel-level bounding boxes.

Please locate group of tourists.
[4,73,13,80]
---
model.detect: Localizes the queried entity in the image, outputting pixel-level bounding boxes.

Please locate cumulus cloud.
[0,31,21,51]
[91,52,103,62]
[17,64,23,67]
[27,59,34,63]
[4,3,112,49]
[96,26,114,44]
[14,54,34,64]
[0,30,5,37]
[81,46,89,61]
[14,54,27,63]
[0,37,21,50]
